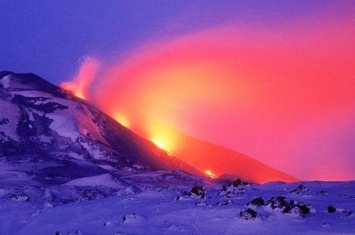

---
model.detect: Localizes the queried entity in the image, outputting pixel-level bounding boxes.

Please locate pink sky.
[63,2,355,181]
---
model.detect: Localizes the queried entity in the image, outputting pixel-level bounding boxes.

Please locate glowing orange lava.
[151,138,166,150]
[205,170,217,178]
[60,57,99,100]
[113,113,130,128]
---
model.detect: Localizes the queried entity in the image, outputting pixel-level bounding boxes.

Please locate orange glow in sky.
[61,6,355,182]
[60,57,99,100]
[113,112,130,128]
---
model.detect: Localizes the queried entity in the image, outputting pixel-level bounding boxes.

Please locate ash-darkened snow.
[0,72,354,235]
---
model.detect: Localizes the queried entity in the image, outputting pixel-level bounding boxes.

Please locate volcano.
[0,71,201,186]
[0,71,295,185]
[1,72,355,235]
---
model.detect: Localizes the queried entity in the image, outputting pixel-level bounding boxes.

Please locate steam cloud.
[61,7,355,181]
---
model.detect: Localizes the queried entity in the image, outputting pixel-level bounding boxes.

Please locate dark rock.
[266,196,311,217]
[296,203,311,216]
[9,193,30,201]
[327,205,336,213]
[267,196,288,210]
[0,118,9,125]
[233,179,243,187]
[219,179,247,198]
[290,184,310,195]
[240,208,258,220]
[189,186,206,199]
[222,185,228,191]
[248,197,265,207]
[12,94,68,113]
[232,178,248,187]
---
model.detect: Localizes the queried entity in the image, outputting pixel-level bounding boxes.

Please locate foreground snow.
[0,176,354,235]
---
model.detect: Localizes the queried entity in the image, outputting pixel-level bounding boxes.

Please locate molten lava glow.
[60,57,99,100]
[147,121,179,154]
[113,113,130,128]
[205,170,217,179]
[151,138,165,150]
[62,4,355,182]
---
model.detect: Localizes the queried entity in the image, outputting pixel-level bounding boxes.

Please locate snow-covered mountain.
[1,71,354,235]
[0,71,297,185]
[0,71,201,187]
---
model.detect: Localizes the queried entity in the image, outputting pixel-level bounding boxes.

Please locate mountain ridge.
[0,71,297,185]
[0,71,201,186]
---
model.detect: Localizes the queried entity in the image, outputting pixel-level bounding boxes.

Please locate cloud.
[62,4,355,181]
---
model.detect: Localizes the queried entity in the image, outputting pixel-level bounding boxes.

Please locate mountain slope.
[174,130,298,183]
[0,71,200,186]
[0,71,296,186]
[123,120,298,183]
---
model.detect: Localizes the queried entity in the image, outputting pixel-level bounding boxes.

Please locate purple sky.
[0,0,340,84]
